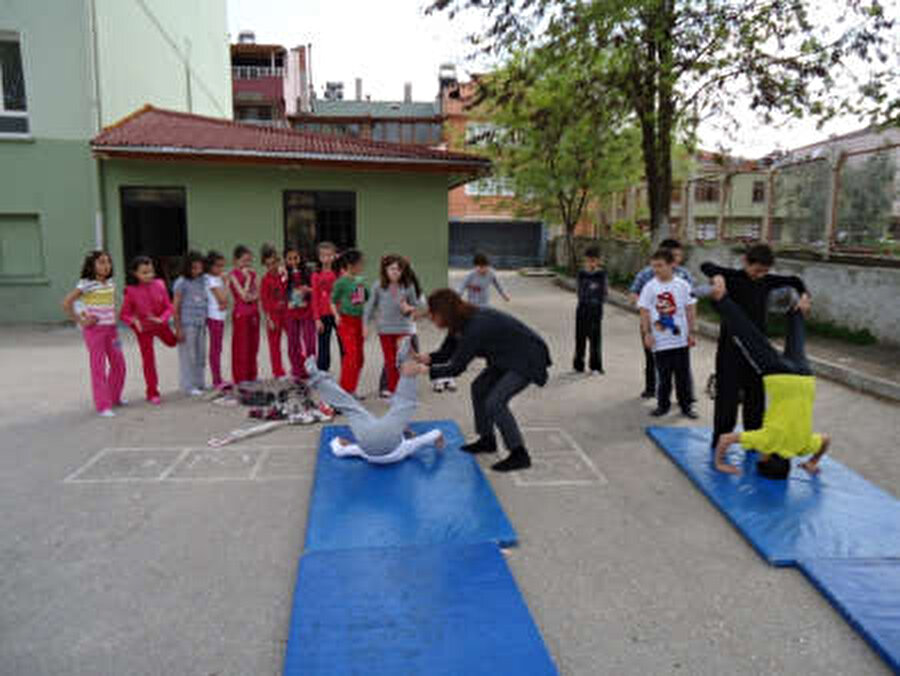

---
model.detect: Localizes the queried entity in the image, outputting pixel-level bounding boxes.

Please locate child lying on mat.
[304,340,444,464]
[707,279,830,478]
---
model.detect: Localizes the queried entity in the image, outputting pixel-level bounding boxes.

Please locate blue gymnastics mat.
[646,426,900,566]
[799,558,900,673]
[304,420,517,552]
[283,542,557,676]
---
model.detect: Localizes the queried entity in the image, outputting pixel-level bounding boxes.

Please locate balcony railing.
[232,66,285,80]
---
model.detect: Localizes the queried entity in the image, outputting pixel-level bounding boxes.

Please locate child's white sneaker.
[432,380,445,393]
[189,389,204,397]
[99,409,116,418]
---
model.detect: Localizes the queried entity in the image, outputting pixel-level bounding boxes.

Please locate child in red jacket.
[228,245,260,385]
[120,256,176,404]
[260,244,287,379]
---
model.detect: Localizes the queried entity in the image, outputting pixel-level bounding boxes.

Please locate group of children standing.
[64,238,512,419]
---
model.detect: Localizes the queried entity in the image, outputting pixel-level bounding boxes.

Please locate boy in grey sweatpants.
[304,340,444,463]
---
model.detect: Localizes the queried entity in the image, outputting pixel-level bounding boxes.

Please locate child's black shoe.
[649,407,670,417]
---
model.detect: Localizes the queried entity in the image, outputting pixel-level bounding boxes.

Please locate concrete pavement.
[0,271,896,675]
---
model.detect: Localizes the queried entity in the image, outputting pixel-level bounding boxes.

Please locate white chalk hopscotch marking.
[63,445,315,484]
[514,427,608,488]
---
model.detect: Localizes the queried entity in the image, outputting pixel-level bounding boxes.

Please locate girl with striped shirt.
[62,251,127,417]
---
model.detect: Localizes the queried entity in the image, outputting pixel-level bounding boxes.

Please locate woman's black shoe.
[491,447,531,472]
[461,436,497,454]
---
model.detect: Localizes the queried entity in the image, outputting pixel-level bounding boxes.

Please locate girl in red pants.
[364,254,423,397]
[284,245,317,381]
[260,244,287,379]
[63,250,127,417]
[120,256,176,404]
[331,250,368,395]
[228,245,260,385]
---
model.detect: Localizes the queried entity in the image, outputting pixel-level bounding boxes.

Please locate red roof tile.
[91,105,490,174]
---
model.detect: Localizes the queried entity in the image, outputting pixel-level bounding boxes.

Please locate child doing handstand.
[709,279,830,478]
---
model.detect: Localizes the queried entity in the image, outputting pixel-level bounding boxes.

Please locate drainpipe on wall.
[87,0,106,249]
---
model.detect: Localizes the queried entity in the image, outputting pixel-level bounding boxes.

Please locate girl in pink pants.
[204,251,229,390]
[62,251,126,417]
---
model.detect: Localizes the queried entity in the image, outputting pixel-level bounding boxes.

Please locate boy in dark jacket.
[573,246,607,374]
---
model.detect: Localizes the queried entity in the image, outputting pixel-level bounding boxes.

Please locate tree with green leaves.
[473,52,642,273]
[428,0,898,238]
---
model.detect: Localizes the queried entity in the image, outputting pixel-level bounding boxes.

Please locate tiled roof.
[307,99,440,119]
[91,105,489,173]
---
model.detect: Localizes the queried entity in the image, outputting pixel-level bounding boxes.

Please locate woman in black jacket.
[416,289,551,472]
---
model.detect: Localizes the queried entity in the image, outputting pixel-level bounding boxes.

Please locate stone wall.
[551,236,900,347]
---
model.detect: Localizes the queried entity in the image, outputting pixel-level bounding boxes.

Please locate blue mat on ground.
[646,426,900,566]
[304,420,517,552]
[283,542,557,676]
[799,558,900,673]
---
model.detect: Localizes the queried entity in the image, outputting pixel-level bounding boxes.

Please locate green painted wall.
[0,1,98,322]
[94,0,232,124]
[102,160,451,295]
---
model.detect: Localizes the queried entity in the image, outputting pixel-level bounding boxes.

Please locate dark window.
[694,180,720,202]
[120,187,187,290]
[752,180,766,203]
[283,191,356,261]
[0,34,29,135]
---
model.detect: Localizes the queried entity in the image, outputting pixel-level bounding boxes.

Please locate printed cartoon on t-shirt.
[350,282,367,306]
[654,291,681,335]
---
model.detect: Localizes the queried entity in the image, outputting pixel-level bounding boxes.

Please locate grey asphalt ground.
[1,271,897,675]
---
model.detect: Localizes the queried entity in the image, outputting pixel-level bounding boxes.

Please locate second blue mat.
[284,543,557,675]
[304,420,517,552]
[799,558,900,673]
[647,426,900,566]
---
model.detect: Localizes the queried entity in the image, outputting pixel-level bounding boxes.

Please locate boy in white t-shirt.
[638,248,698,419]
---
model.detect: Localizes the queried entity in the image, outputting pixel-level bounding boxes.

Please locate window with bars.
[694,180,720,203]
[464,176,516,197]
[0,32,28,135]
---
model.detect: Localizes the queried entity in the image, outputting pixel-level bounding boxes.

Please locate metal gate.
[449,220,545,269]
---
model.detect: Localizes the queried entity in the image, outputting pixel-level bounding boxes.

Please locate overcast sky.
[227,0,895,158]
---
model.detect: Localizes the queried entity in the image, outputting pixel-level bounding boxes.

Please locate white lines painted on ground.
[515,427,608,488]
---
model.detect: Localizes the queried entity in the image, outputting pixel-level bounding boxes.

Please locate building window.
[384,122,401,143]
[465,176,515,197]
[284,191,356,262]
[0,213,44,277]
[752,180,766,203]
[0,32,29,135]
[694,180,720,203]
[695,220,718,240]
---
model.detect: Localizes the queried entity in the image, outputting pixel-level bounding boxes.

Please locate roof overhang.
[91,144,490,189]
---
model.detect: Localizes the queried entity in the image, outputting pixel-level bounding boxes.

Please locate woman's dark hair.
[233,244,251,260]
[651,248,675,264]
[584,246,601,259]
[204,249,225,272]
[746,243,775,267]
[473,252,490,267]
[180,250,205,279]
[260,243,278,264]
[80,250,113,281]
[427,288,476,334]
[127,255,153,285]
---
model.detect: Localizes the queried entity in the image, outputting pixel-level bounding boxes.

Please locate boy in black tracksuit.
[573,247,607,374]
[701,244,810,449]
